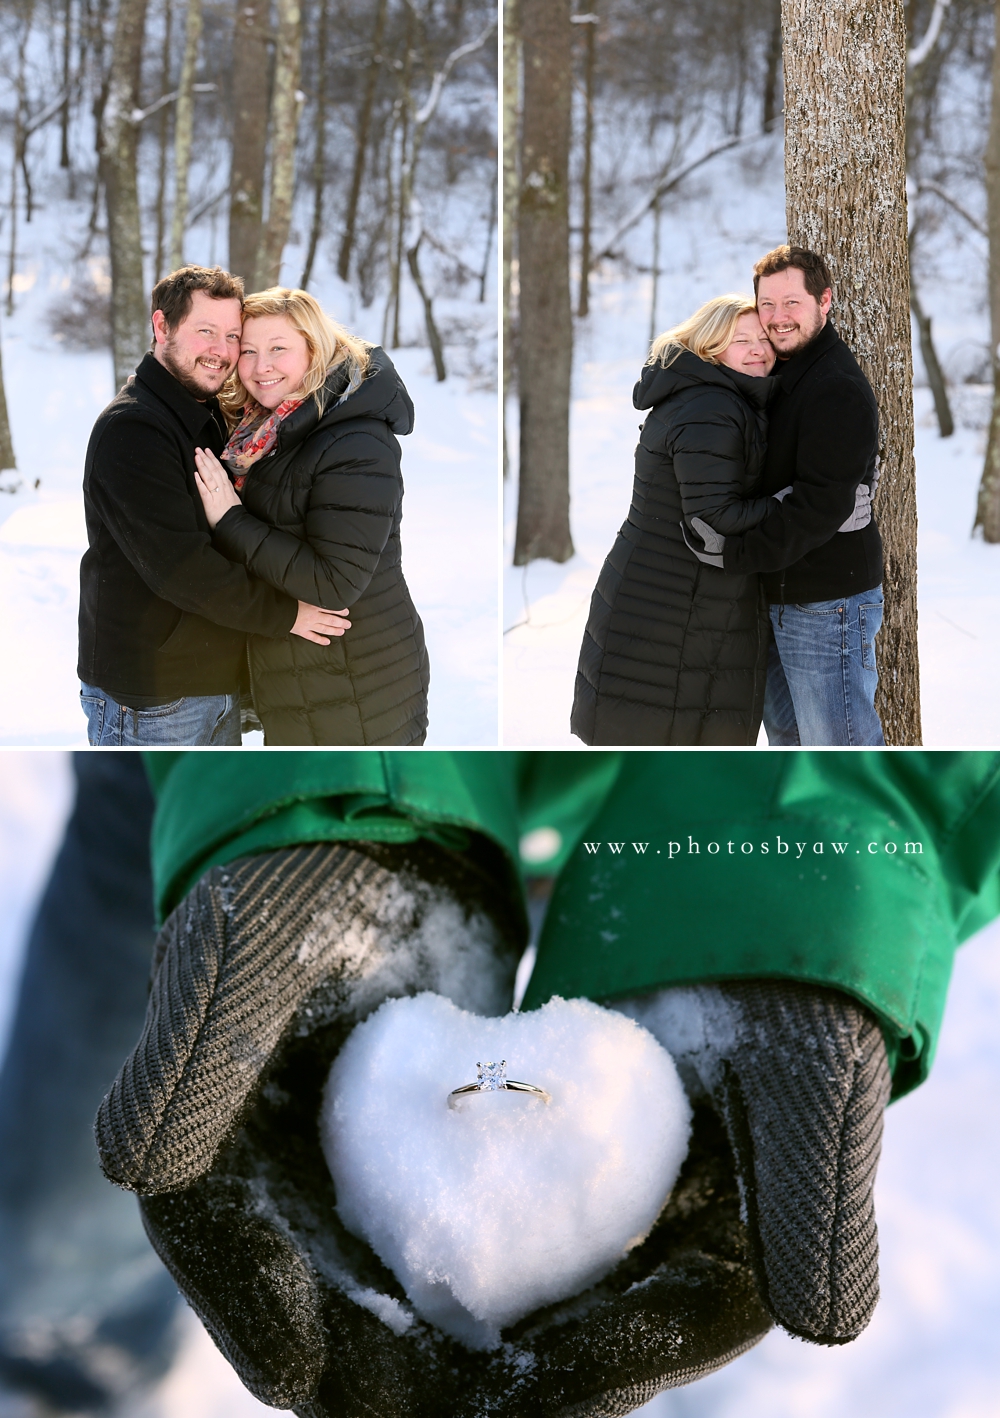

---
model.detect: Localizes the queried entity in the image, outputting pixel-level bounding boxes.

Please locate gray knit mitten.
[95,843,773,1418]
[616,980,893,1347]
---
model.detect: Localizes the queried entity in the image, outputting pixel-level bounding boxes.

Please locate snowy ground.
[0,220,499,748]
[1,751,999,1417]
[503,135,1000,746]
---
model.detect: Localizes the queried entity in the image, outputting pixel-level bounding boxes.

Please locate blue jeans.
[80,683,241,746]
[0,756,181,1410]
[763,587,886,746]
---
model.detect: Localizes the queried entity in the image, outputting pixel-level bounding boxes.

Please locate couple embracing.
[573,244,885,747]
[78,264,428,746]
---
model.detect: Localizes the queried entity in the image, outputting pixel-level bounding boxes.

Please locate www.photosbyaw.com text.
[580,838,924,860]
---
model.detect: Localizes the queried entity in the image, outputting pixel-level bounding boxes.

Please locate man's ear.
[820,288,833,317]
[151,309,169,346]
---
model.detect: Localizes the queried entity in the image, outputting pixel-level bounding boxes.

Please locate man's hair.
[753,245,832,301]
[150,265,244,339]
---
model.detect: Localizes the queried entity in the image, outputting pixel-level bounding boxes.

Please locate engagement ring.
[448,1059,550,1108]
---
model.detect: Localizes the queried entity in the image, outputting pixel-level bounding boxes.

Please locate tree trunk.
[762,0,782,130]
[100,0,150,388]
[503,0,519,478]
[337,0,387,282]
[575,9,596,318]
[153,0,174,279]
[406,235,446,381]
[782,0,919,744]
[0,312,16,475]
[299,0,329,288]
[255,0,302,288]
[60,0,73,168]
[910,281,953,438]
[514,0,574,565]
[228,0,270,287]
[975,0,1000,541]
[169,0,202,270]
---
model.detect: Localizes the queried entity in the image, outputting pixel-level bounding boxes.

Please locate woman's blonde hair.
[647,293,760,369]
[219,287,371,425]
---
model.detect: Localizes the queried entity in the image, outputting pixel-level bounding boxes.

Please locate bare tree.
[762,0,782,129]
[153,0,174,280]
[976,0,1000,539]
[514,0,574,564]
[0,313,15,476]
[229,0,270,286]
[783,0,920,744]
[574,7,597,317]
[101,0,151,387]
[338,0,388,282]
[502,0,519,477]
[255,0,303,287]
[168,0,202,270]
[300,0,330,288]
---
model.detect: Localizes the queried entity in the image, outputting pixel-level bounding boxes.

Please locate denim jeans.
[0,756,181,1411]
[763,586,886,746]
[80,683,242,746]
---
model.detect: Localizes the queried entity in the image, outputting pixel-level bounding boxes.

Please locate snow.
[503,134,1000,746]
[1,759,1000,1413]
[321,991,691,1349]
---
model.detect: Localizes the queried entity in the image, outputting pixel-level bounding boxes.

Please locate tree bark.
[575,9,596,317]
[101,0,150,388]
[299,0,329,288]
[0,311,16,475]
[228,0,270,287]
[782,0,919,744]
[762,0,782,130]
[153,0,174,280]
[975,0,1000,540]
[502,0,519,477]
[169,0,202,270]
[514,0,574,565]
[255,0,302,288]
[338,0,387,283]
[60,0,73,168]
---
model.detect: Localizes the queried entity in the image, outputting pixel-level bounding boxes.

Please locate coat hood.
[634,349,777,414]
[278,345,415,448]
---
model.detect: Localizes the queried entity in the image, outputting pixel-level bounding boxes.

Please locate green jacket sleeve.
[143,750,1000,1099]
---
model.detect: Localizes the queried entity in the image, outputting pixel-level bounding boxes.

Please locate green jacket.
[144,750,1000,1099]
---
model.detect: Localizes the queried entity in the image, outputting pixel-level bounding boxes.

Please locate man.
[687,246,884,746]
[77,265,349,746]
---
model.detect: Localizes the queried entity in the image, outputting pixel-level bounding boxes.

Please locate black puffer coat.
[212,349,428,745]
[571,352,776,745]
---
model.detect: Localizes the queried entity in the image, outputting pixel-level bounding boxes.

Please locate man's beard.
[767,308,825,359]
[160,338,233,398]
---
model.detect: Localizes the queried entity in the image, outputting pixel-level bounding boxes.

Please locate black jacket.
[78,353,297,703]
[571,352,775,745]
[722,321,882,601]
[212,348,429,745]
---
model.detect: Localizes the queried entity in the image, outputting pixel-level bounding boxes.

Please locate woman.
[571,294,778,746]
[193,288,428,745]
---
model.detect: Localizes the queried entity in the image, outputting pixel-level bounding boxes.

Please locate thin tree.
[255,0,303,288]
[100,0,150,388]
[574,7,597,318]
[762,0,782,130]
[338,0,388,282]
[976,0,1000,540]
[0,312,15,477]
[229,0,270,286]
[153,0,174,279]
[502,0,519,477]
[168,0,202,270]
[783,0,919,744]
[514,0,574,565]
[60,0,73,168]
[300,0,330,288]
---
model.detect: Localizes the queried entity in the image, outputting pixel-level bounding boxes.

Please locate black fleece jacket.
[78,353,297,703]
[721,321,882,602]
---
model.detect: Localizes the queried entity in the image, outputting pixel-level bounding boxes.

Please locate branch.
[917,179,987,237]
[590,130,768,269]
[130,83,215,125]
[907,0,951,68]
[411,21,494,129]
[22,88,71,139]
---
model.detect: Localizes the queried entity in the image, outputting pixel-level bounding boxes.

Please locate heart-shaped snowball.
[320,992,692,1349]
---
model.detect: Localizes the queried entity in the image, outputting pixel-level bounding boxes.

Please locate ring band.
[448,1059,550,1109]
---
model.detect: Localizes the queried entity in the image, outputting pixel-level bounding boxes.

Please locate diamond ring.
[447,1059,551,1109]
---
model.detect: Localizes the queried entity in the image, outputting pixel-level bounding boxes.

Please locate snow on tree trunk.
[168,0,202,271]
[975,0,1000,542]
[782,0,920,745]
[101,0,150,389]
[256,0,302,289]
[228,1,269,286]
[514,0,573,566]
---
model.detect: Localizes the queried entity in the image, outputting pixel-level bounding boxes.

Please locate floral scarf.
[221,397,304,490]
